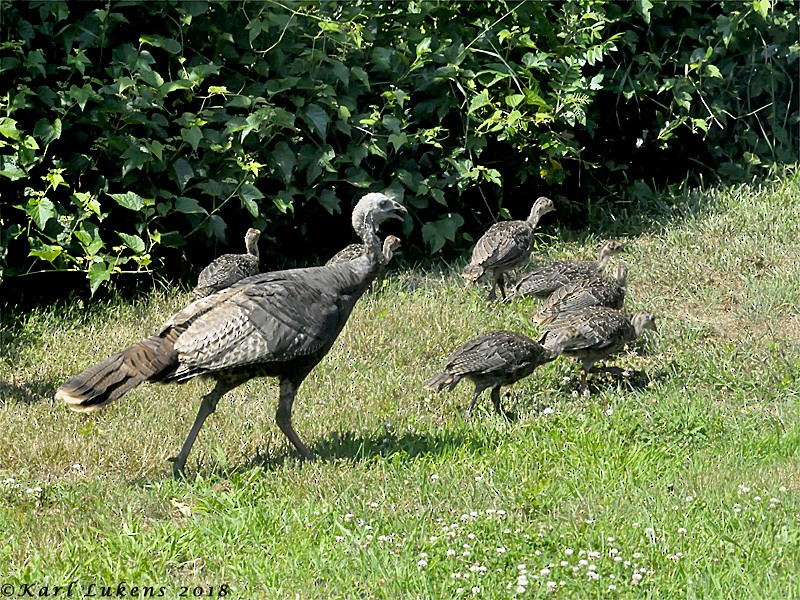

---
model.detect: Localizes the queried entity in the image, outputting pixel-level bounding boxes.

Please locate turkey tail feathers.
[56,334,177,412]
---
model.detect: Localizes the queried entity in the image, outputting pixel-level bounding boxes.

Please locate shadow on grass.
[183,427,487,482]
[0,378,58,405]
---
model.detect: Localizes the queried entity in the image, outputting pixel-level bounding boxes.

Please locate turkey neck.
[526,204,546,228]
[245,235,260,260]
[354,209,382,266]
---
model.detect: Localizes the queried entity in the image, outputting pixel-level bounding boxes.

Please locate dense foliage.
[0,0,797,292]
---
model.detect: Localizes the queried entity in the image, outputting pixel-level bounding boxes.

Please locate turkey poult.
[55,192,407,478]
[424,328,584,420]
[193,228,261,297]
[540,307,657,389]
[326,235,401,267]
[532,263,628,324]
[462,196,555,301]
[513,240,625,299]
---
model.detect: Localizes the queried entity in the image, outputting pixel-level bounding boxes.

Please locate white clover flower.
[344,513,354,521]
[588,564,597,571]
[471,586,480,595]
[588,551,600,559]
[560,561,569,567]
[447,549,457,556]
[534,550,541,556]
[632,573,643,582]
[540,568,550,577]
[754,495,762,502]
[497,547,507,554]
[475,475,483,482]
[517,564,527,572]
[517,575,529,586]
[430,474,440,481]
[613,556,622,563]
[677,527,687,535]
[543,407,555,415]
[607,537,615,543]
[578,560,588,567]
[516,585,526,594]
[588,571,600,581]
[467,533,476,540]
[779,486,787,493]
[564,548,574,556]
[470,511,478,517]
[546,581,557,592]
[632,552,642,559]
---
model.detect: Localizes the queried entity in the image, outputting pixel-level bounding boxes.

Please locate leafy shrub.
[0,0,796,293]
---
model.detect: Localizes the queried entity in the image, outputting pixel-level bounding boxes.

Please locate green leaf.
[28,241,62,264]
[636,0,653,24]
[158,231,187,248]
[304,104,330,139]
[88,260,113,296]
[173,159,194,191]
[0,117,21,140]
[208,214,227,242]
[25,198,57,231]
[0,156,26,180]
[388,133,407,152]
[239,184,264,218]
[273,191,294,214]
[469,91,490,113]
[505,94,525,108]
[74,222,104,256]
[139,34,182,54]
[318,190,341,215]
[181,125,203,151]
[752,0,769,18]
[109,192,144,211]
[422,213,464,253]
[174,196,207,214]
[272,141,296,183]
[33,118,62,146]
[118,232,146,253]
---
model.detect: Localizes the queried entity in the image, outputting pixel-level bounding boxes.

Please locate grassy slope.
[1,170,799,598]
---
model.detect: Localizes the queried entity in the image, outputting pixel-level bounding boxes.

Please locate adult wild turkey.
[462,196,555,301]
[193,228,261,297]
[532,263,628,324]
[424,328,584,419]
[56,193,407,477]
[326,235,401,266]
[513,240,625,299]
[540,307,657,389]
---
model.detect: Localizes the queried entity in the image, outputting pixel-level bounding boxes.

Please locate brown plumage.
[533,263,628,324]
[513,240,625,299]
[193,228,261,297]
[462,197,555,301]
[326,235,401,266]
[56,193,407,478]
[424,328,584,419]
[540,307,657,389]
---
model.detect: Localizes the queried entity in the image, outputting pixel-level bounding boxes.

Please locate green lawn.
[1,169,799,598]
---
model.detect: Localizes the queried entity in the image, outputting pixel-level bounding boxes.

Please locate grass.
[1,168,800,597]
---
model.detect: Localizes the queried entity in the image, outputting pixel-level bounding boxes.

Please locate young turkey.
[461,196,555,301]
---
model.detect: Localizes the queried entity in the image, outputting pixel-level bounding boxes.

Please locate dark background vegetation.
[0,0,797,296]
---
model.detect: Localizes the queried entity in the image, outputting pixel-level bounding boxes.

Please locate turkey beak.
[388,202,407,221]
